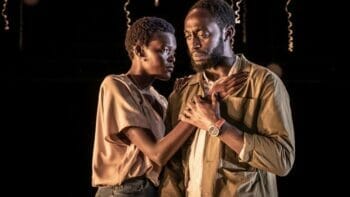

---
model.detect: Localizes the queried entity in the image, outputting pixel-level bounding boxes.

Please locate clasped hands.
[180,72,248,131]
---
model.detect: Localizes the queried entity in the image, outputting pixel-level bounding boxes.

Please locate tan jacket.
[160,55,295,197]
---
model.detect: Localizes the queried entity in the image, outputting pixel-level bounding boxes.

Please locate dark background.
[1,0,344,196]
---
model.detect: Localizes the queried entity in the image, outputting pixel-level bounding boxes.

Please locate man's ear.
[224,25,235,42]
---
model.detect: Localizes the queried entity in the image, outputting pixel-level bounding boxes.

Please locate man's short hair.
[189,0,235,29]
[125,16,175,59]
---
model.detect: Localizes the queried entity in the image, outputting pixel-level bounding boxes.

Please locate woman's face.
[142,31,177,81]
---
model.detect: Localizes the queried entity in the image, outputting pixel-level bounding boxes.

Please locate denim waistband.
[96,177,157,196]
[115,176,148,190]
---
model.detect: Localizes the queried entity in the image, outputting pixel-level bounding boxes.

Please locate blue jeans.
[95,177,157,197]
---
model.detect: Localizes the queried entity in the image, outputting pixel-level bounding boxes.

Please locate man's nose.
[191,36,201,49]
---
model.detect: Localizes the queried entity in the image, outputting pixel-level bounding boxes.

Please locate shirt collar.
[202,55,239,85]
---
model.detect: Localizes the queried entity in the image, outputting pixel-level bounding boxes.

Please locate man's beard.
[189,37,224,72]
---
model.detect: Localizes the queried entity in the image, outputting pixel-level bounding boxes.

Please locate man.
[160,0,295,196]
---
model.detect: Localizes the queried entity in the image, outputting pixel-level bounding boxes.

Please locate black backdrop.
[1,0,343,196]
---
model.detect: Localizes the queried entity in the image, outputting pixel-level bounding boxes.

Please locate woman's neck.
[126,72,154,90]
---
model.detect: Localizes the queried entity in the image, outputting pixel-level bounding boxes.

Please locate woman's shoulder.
[100,74,132,92]
[102,74,129,85]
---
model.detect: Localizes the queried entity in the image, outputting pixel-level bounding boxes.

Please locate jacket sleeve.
[239,74,295,176]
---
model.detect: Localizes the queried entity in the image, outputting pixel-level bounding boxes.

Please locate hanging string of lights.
[231,0,246,47]
[285,0,294,52]
[123,0,131,30]
[234,0,242,24]
[2,0,9,30]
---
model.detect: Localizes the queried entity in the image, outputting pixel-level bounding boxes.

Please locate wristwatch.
[207,118,226,137]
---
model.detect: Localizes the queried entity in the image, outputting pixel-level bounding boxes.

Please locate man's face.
[184,8,224,72]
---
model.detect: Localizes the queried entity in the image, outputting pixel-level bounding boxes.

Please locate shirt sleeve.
[95,75,150,139]
[238,135,247,159]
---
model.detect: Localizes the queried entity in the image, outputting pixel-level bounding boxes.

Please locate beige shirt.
[187,57,241,197]
[160,54,295,197]
[92,74,167,187]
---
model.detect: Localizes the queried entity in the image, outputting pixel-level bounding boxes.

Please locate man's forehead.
[185,8,217,27]
[185,8,214,21]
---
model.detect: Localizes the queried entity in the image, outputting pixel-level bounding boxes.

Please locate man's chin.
[191,55,222,72]
[191,60,208,72]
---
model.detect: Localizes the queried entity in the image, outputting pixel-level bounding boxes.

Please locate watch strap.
[215,118,226,129]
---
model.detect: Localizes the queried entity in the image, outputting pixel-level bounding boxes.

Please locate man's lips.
[192,52,207,61]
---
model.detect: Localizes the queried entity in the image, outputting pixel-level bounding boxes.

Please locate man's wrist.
[207,118,226,137]
[215,118,226,128]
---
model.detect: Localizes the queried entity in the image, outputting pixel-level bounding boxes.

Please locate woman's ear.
[133,45,142,57]
[134,44,146,57]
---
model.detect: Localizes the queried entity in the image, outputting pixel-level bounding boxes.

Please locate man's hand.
[208,72,249,99]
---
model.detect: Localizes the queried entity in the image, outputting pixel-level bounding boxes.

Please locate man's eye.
[184,34,192,40]
[198,32,210,39]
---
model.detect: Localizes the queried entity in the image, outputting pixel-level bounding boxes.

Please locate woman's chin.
[157,73,172,81]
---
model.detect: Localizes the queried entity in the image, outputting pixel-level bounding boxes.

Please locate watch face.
[208,125,220,137]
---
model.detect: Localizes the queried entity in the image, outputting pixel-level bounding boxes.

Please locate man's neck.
[205,55,236,81]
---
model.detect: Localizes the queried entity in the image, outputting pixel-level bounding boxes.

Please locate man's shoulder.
[239,55,284,87]
[251,64,282,82]
[241,58,275,79]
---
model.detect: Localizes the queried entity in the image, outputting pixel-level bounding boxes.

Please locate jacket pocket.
[222,97,259,132]
[216,170,260,197]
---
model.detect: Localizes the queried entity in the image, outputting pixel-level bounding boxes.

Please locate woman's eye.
[162,47,170,54]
